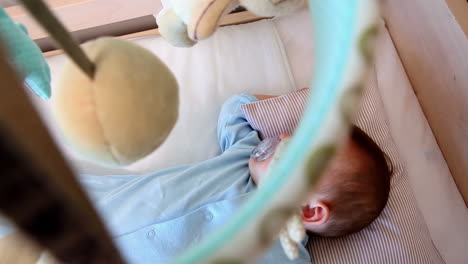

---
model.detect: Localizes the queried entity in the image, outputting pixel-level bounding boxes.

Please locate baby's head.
[249,126,391,237]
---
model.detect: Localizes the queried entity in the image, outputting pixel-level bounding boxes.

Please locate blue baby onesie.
[78,94,312,264]
[0,94,311,263]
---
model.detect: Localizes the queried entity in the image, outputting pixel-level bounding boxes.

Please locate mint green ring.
[173,0,378,263]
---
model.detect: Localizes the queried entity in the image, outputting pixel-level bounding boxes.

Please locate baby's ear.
[302,200,330,226]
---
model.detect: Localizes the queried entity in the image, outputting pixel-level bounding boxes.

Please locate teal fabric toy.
[0,6,51,99]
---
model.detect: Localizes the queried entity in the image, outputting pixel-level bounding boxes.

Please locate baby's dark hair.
[310,125,392,237]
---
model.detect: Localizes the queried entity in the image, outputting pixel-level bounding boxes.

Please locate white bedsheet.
[35,19,296,175]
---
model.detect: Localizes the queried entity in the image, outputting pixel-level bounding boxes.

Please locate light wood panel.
[0,0,18,8]
[445,0,468,37]
[0,0,87,8]
[43,11,265,57]
[384,0,468,205]
[5,0,163,40]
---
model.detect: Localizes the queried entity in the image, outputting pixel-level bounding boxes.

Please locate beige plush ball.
[53,38,178,167]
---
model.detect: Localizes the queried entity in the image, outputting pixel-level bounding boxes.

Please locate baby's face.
[250,134,362,186]
[249,135,364,221]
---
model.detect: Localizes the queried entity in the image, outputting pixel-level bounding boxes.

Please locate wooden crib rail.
[384,0,468,206]
[0,44,125,263]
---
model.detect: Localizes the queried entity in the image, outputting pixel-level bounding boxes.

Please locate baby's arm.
[253,94,278,100]
[217,94,259,152]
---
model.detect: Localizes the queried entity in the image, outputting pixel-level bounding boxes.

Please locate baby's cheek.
[249,159,260,184]
[250,155,278,185]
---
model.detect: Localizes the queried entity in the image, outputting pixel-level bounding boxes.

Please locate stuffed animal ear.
[0,7,51,99]
[156,8,196,47]
[187,0,237,41]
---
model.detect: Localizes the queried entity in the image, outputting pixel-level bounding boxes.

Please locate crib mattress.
[29,9,468,263]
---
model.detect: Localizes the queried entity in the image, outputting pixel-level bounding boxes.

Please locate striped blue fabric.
[308,69,444,264]
[241,69,444,263]
[241,88,310,139]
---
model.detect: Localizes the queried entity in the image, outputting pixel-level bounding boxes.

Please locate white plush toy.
[53,38,179,167]
[156,0,306,47]
[19,0,179,168]
[280,213,306,260]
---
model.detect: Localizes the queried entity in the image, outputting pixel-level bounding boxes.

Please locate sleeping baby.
[77,92,390,264]
[2,92,391,264]
[249,124,391,238]
[248,91,392,260]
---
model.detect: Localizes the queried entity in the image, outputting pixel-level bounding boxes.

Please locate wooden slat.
[1,0,90,11]
[0,44,125,264]
[0,0,19,8]
[384,0,468,205]
[43,11,265,57]
[445,0,468,37]
[5,0,163,40]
